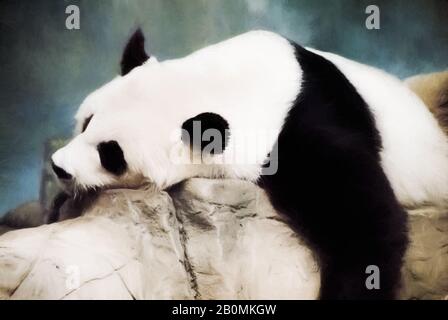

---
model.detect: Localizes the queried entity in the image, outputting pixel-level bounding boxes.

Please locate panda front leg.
[317,224,408,300]
[259,138,409,300]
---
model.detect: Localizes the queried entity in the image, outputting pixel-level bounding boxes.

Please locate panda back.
[309,48,448,206]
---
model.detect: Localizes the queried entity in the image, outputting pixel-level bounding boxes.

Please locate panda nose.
[51,161,72,180]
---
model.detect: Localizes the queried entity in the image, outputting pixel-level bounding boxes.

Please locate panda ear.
[181,113,230,155]
[120,28,150,76]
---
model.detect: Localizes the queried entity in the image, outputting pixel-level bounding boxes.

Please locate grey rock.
[169,179,319,299]
[0,187,193,300]
[0,179,319,300]
[400,210,448,300]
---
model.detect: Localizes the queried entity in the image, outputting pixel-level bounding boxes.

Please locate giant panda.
[51,29,448,299]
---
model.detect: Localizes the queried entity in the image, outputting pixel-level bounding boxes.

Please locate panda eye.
[82,115,93,133]
[97,141,127,175]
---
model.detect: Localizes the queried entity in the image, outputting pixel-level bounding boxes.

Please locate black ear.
[97,141,127,175]
[121,28,149,76]
[181,112,230,155]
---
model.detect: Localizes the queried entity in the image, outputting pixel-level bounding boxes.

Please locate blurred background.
[0,0,447,216]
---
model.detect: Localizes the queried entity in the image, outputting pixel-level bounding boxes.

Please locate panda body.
[310,48,448,206]
[52,30,448,299]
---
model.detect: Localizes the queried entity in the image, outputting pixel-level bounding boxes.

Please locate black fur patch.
[47,192,70,224]
[82,115,93,133]
[97,141,127,175]
[121,28,149,76]
[258,43,408,300]
[51,161,72,180]
[46,190,99,224]
[181,112,230,154]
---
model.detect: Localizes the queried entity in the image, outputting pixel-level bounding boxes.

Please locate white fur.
[309,49,448,206]
[53,30,448,207]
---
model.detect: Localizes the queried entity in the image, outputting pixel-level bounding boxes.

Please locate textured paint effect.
[0,0,447,215]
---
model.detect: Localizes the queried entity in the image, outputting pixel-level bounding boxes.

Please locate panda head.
[51,29,300,194]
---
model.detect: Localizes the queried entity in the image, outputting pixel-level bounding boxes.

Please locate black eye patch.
[181,112,230,154]
[97,141,127,175]
[82,115,93,133]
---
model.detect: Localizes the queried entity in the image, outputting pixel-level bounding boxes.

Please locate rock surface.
[0,179,320,300]
[401,208,448,300]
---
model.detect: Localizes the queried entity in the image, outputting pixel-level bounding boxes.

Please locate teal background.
[0,0,447,215]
